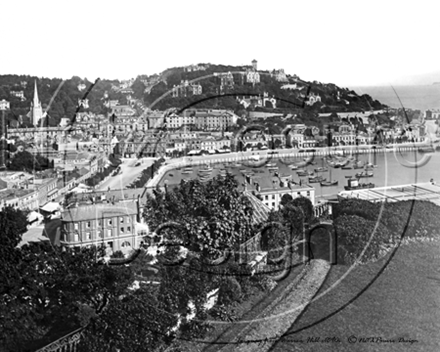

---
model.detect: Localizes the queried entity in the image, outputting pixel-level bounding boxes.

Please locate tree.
[144,174,255,259]
[334,215,389,264]
[79,286,177,352]
[289,196,314,224]
[0,215,134,352]
[7,151,52,172]
[280,194,293,206]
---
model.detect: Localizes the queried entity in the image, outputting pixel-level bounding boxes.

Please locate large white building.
[166,109,238,130]
[244,174,315,210]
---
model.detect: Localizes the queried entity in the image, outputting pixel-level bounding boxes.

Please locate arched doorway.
[304,221,337,264]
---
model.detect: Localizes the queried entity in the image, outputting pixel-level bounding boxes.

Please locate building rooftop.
[338,182,440,206]
[67,188,148,206]
[244,191,270,225]
[62,201,138,222]
[246,174,313,194]
[0,188,36,201]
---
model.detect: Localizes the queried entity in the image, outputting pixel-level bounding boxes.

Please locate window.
[127,226,131,232]
[265,195,268,200]
[74,234,79,242]
[120,227,124,233]
[98,220,102,226]
[74,223,79,230]
[121,241,131,248]
[272,195,275,199]
[307,191,310,196]
[98,231,102,239]
[85,232,91,240]
[108,219,112,226]
[120,218,124,224]
[272,202,275,207]
[107,229,112,237]
[87,221,91,228]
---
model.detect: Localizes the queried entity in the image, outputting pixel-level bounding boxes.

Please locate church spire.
[33,80,39,106]
[31,79,43,126]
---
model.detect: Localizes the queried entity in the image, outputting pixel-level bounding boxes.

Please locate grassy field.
[270,240,440,352]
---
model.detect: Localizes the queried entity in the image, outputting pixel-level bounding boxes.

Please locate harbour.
[157,148,440,201]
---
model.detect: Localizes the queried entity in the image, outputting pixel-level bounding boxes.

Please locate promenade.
[147,143,427,190]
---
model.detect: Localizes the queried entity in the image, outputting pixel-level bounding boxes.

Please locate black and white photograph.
[1,1,439,351]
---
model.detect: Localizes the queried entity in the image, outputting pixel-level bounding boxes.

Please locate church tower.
[31,80,43,126]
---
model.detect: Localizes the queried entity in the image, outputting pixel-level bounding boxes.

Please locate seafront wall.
[146,144,422,189]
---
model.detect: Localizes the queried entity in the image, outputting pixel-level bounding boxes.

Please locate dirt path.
[176,260,330,352]
[221,260,330,352]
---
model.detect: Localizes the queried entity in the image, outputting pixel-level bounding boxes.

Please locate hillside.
[0,65,386,128]
[0,75,129,127]
[144,63,386,113]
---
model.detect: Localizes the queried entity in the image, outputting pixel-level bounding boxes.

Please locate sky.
[2,0,440,87]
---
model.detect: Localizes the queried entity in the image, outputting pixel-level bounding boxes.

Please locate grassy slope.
[270,241,440,352]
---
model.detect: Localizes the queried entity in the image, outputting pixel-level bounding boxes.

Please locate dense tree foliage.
[144,174,255,258]
[0,207,135,351]
[0,75,125,126]
[145,65,386,115]
[333,199,440,264]
[7,151,53,172]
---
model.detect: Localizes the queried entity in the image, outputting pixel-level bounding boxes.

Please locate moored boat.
[309,177,326,183]
[344,178,375,191]
[320,180,338,186]
[308,175,325,183]
[355,171,374,178]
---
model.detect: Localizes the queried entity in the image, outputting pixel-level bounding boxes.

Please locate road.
[97,157,157,191]
[163,142,430,166]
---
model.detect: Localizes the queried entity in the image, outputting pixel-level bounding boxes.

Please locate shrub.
[257,276,277,292]
[110,250,124,259]
[218,277,242,305]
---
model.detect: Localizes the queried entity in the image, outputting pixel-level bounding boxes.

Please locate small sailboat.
[320,164,338,186]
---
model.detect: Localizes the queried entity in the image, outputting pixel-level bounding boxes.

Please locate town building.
[111,105,136,118]
[305,93,321,106]
[77,83,87,91]
[60,201,142,254]
[172,80,203,98]
[32,177,59,205]
[165,109,238,131]
[237,92,276,109]
[243,174,315,210]
[184,64,208,72]
[271,69,289,82]
[213,72,235,93]
[332,131,356,145]
[0,99,10,110]
[245,69,260,84]
[78,99,89,109]
[10,90,26,101]
[0,188,39,210]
